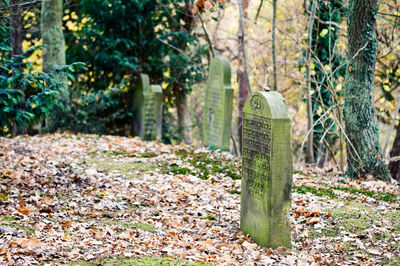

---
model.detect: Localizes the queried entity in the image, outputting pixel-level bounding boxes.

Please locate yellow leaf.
[0,193,8,201]
[2,126,8,133]
[319,28,329,37]
[30,102,37,108]
[99,192,108,196]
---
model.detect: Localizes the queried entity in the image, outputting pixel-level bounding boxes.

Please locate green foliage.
[0,26,85,135]
[63,0,204,139]
[307,0,346,161]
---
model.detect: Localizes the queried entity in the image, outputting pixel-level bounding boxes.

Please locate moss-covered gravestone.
[202,56,233,150]
[240,90,293,248]
[132,74,163,140]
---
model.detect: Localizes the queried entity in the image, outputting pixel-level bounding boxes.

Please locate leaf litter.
[0,134,399,265]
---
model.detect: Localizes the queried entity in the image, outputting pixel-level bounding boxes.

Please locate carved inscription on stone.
[206,71,223,144]
[143,92,156,140]
[202,56,233,150]
[242,113,272,200]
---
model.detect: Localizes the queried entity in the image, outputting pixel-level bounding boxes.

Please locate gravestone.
[203,56,233,150]
[240,90,293,248]
[132,74,163,140]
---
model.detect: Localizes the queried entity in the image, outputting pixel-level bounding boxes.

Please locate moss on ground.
[309,201,400,240]
[85,158,152,179]
[293,185,398,203]
[84,218,156,233]
[160,149,240,180]
[62,256,209,265]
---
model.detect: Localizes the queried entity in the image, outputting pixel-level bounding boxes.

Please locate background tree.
[344,0,390,181]
[237,0,250,153]
[41,0,66,77]
[41,0,68,131]
[308,0,344,166]
[63,0,203,140]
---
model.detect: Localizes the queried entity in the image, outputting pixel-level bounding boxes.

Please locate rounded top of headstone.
[151,85,162,93]
[209,56,231,86]
[138,73,150,92]
[244,91,291,120]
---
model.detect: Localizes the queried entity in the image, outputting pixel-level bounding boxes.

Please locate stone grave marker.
[203,56,233,151]
[240,90,293,248]
[132,74,163,140]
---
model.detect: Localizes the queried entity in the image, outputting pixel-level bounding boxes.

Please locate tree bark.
[344,0,390,181]
[10,0,22,62]
[41,0,67,131]
[171,0,194,144]
[389,122,400,182]
[41,0,66,74]
[305,0,316,164]
[237,0,250,154]
[10,0,24,135]
[272,0,277,91]
[175,93,193,143]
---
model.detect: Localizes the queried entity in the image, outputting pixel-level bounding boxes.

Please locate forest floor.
[0,134,399,265]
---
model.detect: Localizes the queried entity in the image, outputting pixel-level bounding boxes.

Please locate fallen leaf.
[17,205,30,215]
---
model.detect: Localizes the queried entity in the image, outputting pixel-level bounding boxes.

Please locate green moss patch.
[85,159,152,179]
[61,256,209,265]
[293,185,398,203]
[161,149,240,180]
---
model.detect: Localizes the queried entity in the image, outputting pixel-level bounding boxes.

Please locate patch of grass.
[140,151,158,158]
[334,187,398,203]
[293,185,398,203]
[133,222,156,233]
[309,228,339,238]
[200,214,217,221]
[84,218,156,233]
[380,256,400,265]
[63,256,209,265]
[169,166,193,175]
[15,225,34,236]
[293,185,335,198]
[228,189,241,195]
[2,216,17,222]
[309,201,400,243]
[85,159,152,179]
[58,194,70,201]
[162,149,240,180]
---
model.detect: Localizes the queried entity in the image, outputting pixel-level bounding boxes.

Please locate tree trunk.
[10,0,22,62]
[171,0,194,144]
[389,122,400,182]
[41,0,67,131]
[344,0,390,181]
[175,93,192,144]
[237,0,250,154]
[10,0,24,135]
[305,0,316,164]
[272,0,277,91]
[41,0,66,75]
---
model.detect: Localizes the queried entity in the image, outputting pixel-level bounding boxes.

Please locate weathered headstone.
[240,90,293,248]
[203,56,233,150]
[132,74,163,140]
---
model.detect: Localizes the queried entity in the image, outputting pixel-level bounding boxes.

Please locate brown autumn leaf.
[306,217,320,225]
[42,197,51,204]
[61,220,72,228]
[204,0,212,10]
[204,239,213,245]
[17,205,30,215]
[11,238,42,250]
